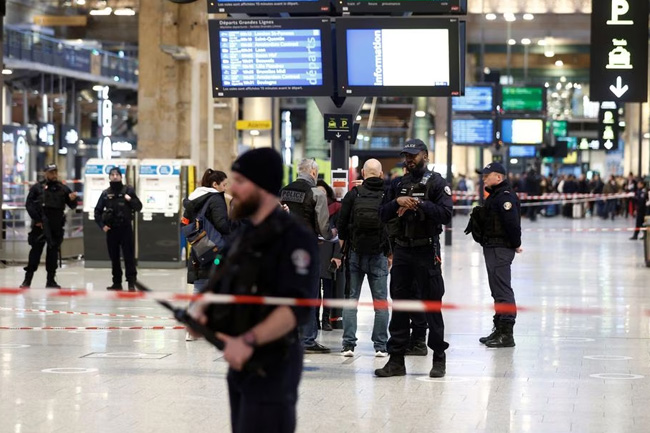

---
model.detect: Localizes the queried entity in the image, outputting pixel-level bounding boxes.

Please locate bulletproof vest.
[351,185,385,254]
[482,191,513,248]
[280,179,316,233]
[102,186,129,227]
[42,182,67,210]
[396,172,438,241]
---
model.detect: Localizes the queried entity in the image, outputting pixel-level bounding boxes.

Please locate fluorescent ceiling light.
[114,8,136,16]
[89,7,112,15]
[555,60,564,67]
[415,110,426,118]
[521,38,531,45]
[2,69,13,75]
[486,13,497,20]
[504,13,516,22]
[537,39,547,46]
[523,13,534,20]
[507,39,516,46]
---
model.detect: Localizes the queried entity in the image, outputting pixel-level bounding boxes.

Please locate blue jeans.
[342,251,389,351]
[301,308,319,347]
[193,279,208,294]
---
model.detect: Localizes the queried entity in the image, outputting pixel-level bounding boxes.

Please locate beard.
[410,159,426,177]
[231,191,261,220]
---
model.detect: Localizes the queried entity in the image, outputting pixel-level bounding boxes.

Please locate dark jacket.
[483,180,522,249]
[182,187,232,282]
[93,183,142,229]
[26,180,78,227]
[318,200,343,279]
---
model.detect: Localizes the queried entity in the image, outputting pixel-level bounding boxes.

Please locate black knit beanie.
[231,148,284,196]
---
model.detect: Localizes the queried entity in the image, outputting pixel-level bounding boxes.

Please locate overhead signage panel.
[324,114,353,140]
[208,0,331,15]
[451,118,493,145]
[589,0,649,103]
[598,101,619,150]
[337,0,466,15]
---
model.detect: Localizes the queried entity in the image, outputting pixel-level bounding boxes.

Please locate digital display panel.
[337,0,466,15]
[452,85,494,112]
[336,17,462,97]
[500,118,544,144]
[452,118,493,145]
[501,86,545,113]
[208,0,331,15]
[209,18,333,97]
[509,145,537,158]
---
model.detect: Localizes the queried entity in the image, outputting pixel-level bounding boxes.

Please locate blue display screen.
[219,29,324,88]
[452,86,493,112]
[509,145,537,158]
[452,119,493,145]
[345,28,451,87]
[500,118,544,144]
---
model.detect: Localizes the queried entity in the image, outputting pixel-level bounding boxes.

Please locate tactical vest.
[395,172,439,244]
[482,191,514,248]
[350,185,385,255]
[102,186,129,227]
[280,179,316,233]
[42,182,67,210]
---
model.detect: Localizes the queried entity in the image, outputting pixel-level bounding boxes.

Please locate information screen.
[500,118,544,144]
[452,119,493,145]
[336,18,462,97]
[208,0,331,15]
[501,86,545,113]
[452,85,494,112]
[509,145,537,158]
[337,0,466,15]
[209,18,333,97]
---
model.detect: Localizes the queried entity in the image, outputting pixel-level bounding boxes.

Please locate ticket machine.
[136,159,193,268]
[82,159,137,268]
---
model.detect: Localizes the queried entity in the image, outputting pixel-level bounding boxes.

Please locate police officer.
[629,178,648,240]
[376,139,453,378]
[21,164,78,288]
[472,162,522,347]
[280,158,333,354]
[188,148,318,433]
[94,167,142,291]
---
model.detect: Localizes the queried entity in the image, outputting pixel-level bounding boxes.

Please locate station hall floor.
[0,213,649,433]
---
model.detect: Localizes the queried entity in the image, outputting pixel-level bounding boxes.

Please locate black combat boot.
[479,317,500,344]
[429,352,446,378]
[485,322,515,348]
[127,281,136,292]
[45,273,61,289]
[321,311,332,331]
[20,271,34,288]
[375,354,406,377]
[106,284,123,291]
[405,339,427,356]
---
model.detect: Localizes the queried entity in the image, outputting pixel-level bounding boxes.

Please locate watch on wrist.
[242,330,257,348]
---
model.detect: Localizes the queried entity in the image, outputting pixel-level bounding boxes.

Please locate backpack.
[464,205,487,245]
[350,186,385,255]
[181,195,226,267]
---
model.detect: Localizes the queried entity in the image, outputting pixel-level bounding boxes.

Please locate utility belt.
[395,237,435,248]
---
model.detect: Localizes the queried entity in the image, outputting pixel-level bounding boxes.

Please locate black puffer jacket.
[182,187,231,283]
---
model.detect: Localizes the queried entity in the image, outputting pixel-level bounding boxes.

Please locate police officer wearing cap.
[21,164,78,288]
[375,139,453,378]
[470,162,522,347]
[188,148,318,433]
[94,167,142,291]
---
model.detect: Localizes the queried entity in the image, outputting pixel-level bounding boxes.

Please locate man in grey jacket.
[281,158,334,353]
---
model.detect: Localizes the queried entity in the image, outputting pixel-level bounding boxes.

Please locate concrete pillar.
[623,103,649,177]
[242,98,272,149]
[413,97,429,143]
[433,97,448,173]
[305,98,328,159]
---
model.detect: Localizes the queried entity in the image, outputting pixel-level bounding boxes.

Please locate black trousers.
[228,342,302,433]
[387,244,449,355]
[631,207,647,239]
[26,225,63,275]
[483,246,517,324]
[106,225,137,285]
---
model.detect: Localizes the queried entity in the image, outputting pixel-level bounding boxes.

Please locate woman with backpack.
[182,169,231,340]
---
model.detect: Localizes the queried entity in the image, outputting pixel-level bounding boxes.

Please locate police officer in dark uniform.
[376,139,453,378]
[470,162,522,347]
[21,164,78,288]
[629,178,648,240]
[94,167,142,291]
[188,148,318,433]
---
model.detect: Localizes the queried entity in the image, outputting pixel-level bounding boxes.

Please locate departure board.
[452,85,494,112]
[337,0,466,15]
[209,18,333,97]
[501,86,546,113]
[451,118,493,145]
[208,0,331,15]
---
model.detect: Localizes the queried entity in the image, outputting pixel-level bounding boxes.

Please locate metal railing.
[3,25,138,85]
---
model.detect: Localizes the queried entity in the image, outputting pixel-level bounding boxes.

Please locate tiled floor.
[0,214,648,432]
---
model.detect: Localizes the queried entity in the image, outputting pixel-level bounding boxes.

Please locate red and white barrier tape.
[0,288,645,317]
[0,306,173,320]
[0,326,185,331]
[452,191,634,201]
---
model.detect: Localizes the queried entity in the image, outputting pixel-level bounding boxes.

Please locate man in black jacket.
[475,162,522,348]
[94,167,142,291]
[22,164,78,288]
[630,179,648,240]
[337,159,390,357]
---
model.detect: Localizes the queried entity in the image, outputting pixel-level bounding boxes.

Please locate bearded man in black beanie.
[188,148,319,433]
[94,167,142,291]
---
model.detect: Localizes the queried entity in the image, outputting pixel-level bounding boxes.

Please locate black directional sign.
[590,0,649,103]
[324,114,353,141]
[598,101,619,151]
